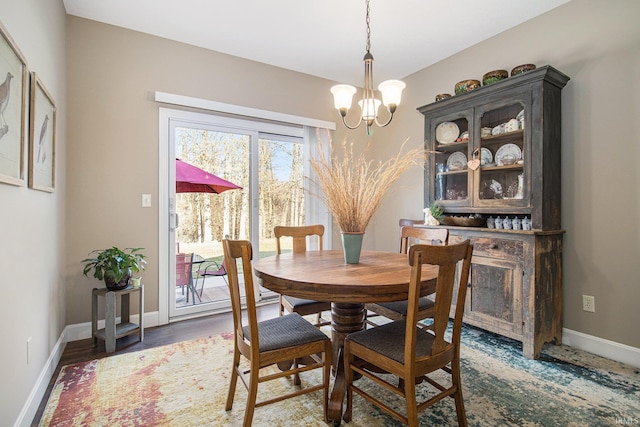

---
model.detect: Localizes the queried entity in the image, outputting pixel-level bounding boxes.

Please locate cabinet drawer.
[451,235,523,260]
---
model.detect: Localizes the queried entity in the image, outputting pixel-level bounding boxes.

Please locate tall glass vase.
[341,231,364,264]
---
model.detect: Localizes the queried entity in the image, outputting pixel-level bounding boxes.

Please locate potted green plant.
[82,247,147,291]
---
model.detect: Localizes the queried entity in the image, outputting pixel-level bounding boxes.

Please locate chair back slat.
[400,226,448,254]
[274,224,324,254]
[223,239,259,357]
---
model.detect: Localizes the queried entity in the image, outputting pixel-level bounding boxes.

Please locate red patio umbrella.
[175,158,242,194]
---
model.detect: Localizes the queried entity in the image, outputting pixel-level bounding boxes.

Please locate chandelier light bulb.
[330,84,357,114]
[378,80,406,111]
[358,98,382,123]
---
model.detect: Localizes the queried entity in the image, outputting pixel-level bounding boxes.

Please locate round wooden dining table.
[253,249,439,425]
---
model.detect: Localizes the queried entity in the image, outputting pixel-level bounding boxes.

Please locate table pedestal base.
[328,302,365,424]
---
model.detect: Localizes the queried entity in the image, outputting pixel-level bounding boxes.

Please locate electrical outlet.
[27,337,32,364]
[582,295,595,313]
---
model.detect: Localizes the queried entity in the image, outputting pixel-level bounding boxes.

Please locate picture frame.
[29,72,56,192]
[0,20,29,186]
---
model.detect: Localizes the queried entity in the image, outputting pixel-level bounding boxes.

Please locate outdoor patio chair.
[195,259,228,299]
[176,253,198,304]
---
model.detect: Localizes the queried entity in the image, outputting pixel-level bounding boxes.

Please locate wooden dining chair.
[274,224,331,327]
[398,218,424,251]
[365,226,449,326]
[223,239,332,426]
[343,240,473,426]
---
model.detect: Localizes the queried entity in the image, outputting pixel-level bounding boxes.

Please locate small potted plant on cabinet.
[82,247,147,291]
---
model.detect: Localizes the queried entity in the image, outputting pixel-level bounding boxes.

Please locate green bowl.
[482,69,508,86]
[454,79,481,95]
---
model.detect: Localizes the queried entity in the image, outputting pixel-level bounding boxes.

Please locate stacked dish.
[495,143,522,166]
[446,152,467,171]
[480,147,493,166]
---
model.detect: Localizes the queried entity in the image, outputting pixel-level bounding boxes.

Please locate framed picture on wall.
[28,72,56,192]
[0,20,29,187]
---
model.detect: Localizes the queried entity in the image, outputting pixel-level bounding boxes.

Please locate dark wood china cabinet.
[418,66,569,358]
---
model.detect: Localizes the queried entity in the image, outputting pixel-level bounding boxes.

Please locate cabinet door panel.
[475,93,531,209]
[424,109,474,209]
[471,263,514,322]
[466,255,523,337]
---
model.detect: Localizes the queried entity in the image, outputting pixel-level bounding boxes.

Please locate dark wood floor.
[31,302,279,426]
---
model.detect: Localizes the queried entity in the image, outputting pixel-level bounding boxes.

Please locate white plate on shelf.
[495,143,522,166]
[480,147,493,166]
[435,122,460,144]
[446,151,467,171]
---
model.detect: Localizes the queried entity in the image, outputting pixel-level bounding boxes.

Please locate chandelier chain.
[365,0,371,53]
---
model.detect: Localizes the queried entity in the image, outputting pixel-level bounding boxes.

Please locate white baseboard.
[64,310,161,342]
[563,328,640,369]
[13,332,66,427]
[14,311,161,427]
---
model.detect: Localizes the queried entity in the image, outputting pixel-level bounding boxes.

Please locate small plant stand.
[92,285,144,353]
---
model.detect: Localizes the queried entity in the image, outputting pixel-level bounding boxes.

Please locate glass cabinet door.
[475,99,529,208]
[429,112,472,207]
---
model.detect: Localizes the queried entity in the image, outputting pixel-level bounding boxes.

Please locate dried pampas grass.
[310,138,425,233]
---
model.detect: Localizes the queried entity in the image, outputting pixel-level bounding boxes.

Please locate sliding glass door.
[171,126,253,318]
[165,110,312,319]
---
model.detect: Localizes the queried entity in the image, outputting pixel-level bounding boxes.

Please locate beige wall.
[0,0,67,423]
[375,0,640,348]
[64,16,356,325]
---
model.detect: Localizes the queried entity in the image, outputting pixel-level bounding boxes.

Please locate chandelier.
[330,0,406,135]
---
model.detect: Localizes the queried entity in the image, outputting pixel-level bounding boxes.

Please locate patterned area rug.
[39,326,639,426]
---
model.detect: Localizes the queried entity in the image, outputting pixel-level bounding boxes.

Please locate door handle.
[170,213,179,231]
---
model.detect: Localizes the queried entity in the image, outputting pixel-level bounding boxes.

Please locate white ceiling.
[63,0,568,86]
